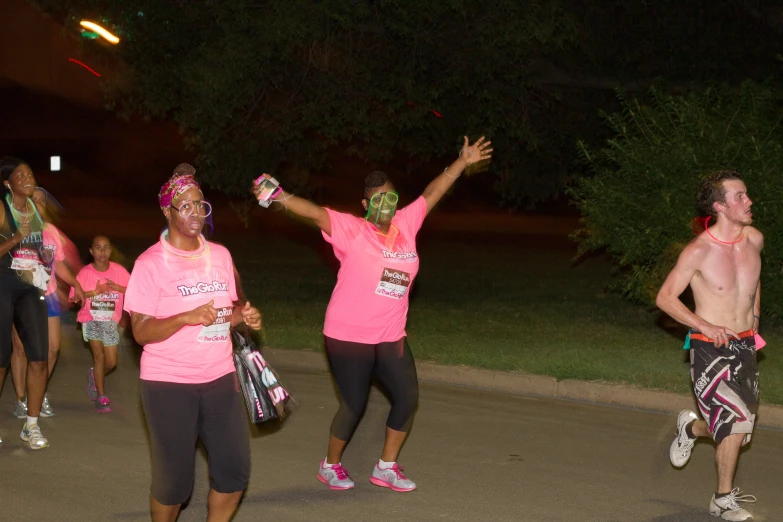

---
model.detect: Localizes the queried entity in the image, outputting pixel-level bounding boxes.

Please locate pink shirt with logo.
[42,224,65,296]
[123,234,238,384]
[322,196,427,344]
[71,262,131,324]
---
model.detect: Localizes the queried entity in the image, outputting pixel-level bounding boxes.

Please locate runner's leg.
[716,433,744,494]
[47,316,60,379]
[89,340,107,396]
[373,338,419,462]
[10,326,26,400]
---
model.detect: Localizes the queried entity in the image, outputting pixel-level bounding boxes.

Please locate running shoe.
[709,488,756,521]
[369,462,417,492]
[0,433,3,446]
[670,410,698,468]
[95,395,112,413]
[20,423,49,450]
[40,393,55,417]
[317,459,355,490]
[12,397,27,419]
[87,367,98,401]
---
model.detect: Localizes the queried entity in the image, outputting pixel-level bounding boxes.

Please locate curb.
[264,348,783,431]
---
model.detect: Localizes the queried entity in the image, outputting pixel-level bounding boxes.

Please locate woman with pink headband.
[125,164,262,521]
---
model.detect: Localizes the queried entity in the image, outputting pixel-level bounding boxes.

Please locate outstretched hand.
[460,136,493,166]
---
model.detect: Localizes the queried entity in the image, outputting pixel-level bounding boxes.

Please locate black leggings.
[325,336,419,441]
[141,372,250,506]
[0,273,48,368]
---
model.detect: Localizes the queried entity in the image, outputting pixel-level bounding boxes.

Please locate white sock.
[378,459,395,469]
[26,415,38,429]
[323,458,339,468]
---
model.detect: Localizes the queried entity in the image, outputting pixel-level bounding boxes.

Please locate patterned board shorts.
[690,329,759,444]
[82,320,120,347]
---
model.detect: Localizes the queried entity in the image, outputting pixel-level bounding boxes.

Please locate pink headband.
[158,164,201,210]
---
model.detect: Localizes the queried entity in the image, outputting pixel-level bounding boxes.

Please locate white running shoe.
[317,459,355,490]
[709,488,756,521]
[40,394,55,417]
[369,462,417,492]
[670,410,698,468]
[20,423,49,450]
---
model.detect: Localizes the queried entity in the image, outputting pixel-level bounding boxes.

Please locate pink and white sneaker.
[369,462,417,492]
[317,460,355,490]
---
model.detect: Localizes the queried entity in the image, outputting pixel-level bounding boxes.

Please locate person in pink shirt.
[253,136,492,493]
[10,187,84,419]
[72,235,130,413]
[125,164,261,522]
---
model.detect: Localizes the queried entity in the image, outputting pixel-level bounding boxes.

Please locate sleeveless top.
[0,195,50,291]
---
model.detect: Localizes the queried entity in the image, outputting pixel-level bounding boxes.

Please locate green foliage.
[570,82,783,317]
[35,0,577,202]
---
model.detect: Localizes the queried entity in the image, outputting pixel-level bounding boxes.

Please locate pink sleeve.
[322,209,363,255]
[123,257,160,316]
[397,196,427,236]
[43,225,65,262]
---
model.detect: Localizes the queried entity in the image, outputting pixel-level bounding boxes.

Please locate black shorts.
[141,371,251,505]
[690,330,759,444]
[0,273,48,367]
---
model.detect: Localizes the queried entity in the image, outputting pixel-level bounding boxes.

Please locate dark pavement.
[1,324,782,522]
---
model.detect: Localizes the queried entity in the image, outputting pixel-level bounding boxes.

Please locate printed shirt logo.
[177,281,229,296]
[90,292,120,321]
[374,267,412,300]
[198,306,233,342]
[381,250,417,260]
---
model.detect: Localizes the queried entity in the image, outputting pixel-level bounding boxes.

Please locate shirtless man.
[656,170,761,521]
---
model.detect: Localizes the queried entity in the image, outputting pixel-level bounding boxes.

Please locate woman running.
[0,158,58,448]
[124,164,262,521]
[11,186,84,418]
[253,136,492,492]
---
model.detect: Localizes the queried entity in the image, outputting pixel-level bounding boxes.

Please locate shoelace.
[99,397,110,405]
[389,464,407,480]
[722,488,757,510]
[27,424,43,438]
[676,436,695,456]
[330,464,350,480]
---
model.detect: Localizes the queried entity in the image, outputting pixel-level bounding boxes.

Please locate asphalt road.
[1,325,782,522]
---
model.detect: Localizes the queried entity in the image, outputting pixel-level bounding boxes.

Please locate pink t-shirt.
[123,234,238,384]
[42,224,66,296]
[72,262,131,324]
[322,196,427,344]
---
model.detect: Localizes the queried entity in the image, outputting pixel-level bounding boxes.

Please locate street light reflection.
[79,20,120,44]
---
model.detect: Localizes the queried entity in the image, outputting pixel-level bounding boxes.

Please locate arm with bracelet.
[252,174,332,236]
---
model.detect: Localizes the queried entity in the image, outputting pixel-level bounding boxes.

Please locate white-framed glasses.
[171,200,212,218]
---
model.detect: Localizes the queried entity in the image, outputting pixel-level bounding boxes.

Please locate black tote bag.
[232,328,292,424]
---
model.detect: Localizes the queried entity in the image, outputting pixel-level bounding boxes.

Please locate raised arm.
[422,136,493,215]
[252,180,331,236]
[655,242,738,346]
